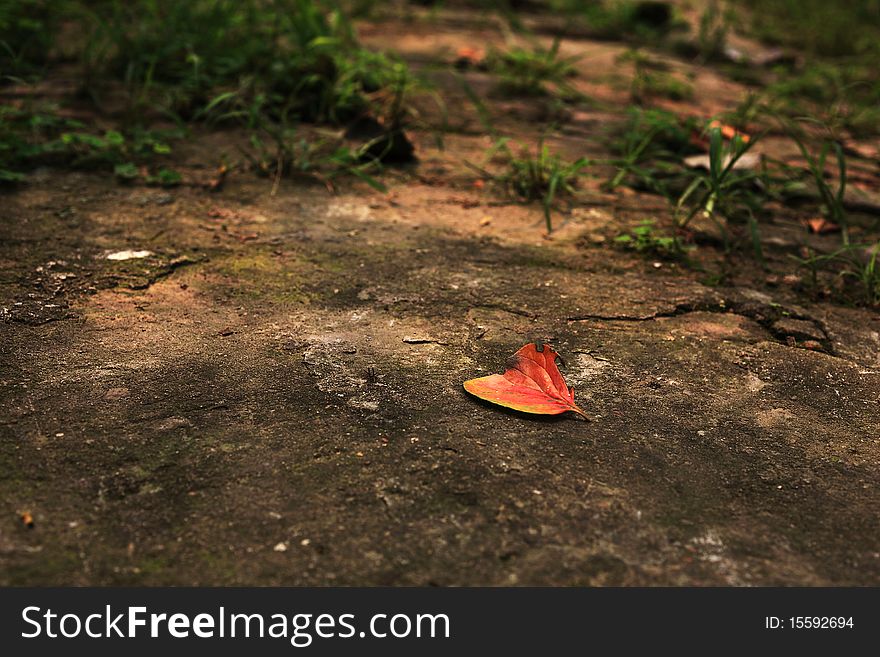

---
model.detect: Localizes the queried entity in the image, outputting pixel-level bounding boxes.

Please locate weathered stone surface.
[771,318,826,343]
[1,174,878,587]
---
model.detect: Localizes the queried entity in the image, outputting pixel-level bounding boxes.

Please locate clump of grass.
[607,113,770,259]
[621,49,693,103]
[781,127,879,306]
[764,62,880,137]
[848,243,880,306]
[695,0,732,62]
[488,38,581,98]
[733,0,880,136]
[740,0,880,57]
[240,121,387,194]
[0,0,58,78]
[1,0,423,190]
[790,129,849,244]
[78,0,413,129]
[146,166,183,187]
[228,46,422,191]
[0,1,415,192]
[0,102,181,182]
[471,138,590,232]
[676,124,764,253]
[0,103,69,182]
[549,0,680,41]
[791,243,880,306]
[634,69,693,102]
[605,107,698,195]
[614,219,688,259]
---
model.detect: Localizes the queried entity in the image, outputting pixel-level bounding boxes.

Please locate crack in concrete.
[568,296,837,356]
[470,302,539,319]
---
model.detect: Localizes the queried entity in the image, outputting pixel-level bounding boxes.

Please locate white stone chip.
[106,250,153,261]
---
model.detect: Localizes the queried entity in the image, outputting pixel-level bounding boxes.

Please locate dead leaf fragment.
[454,46,487,69]
[463,343,589,419]
[208,164,228,191]
[803,217,840,234]
[708,120,750,143]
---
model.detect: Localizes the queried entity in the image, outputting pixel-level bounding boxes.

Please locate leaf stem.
[570,404,592,421]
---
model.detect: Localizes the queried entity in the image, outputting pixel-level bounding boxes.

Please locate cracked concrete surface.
[1,169,878,586]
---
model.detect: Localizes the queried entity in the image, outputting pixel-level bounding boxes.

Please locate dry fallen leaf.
[20,511,34,528]
[208,163,228,191]
[708,120,750,143]
[803,217,840,234]
[455,46,486,69]
[463,343,589,419]
[691,121,751,151]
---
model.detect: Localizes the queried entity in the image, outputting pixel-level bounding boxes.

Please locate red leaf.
[463,343,589,419]
[455,46,486,65]
[803,217,840,234]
